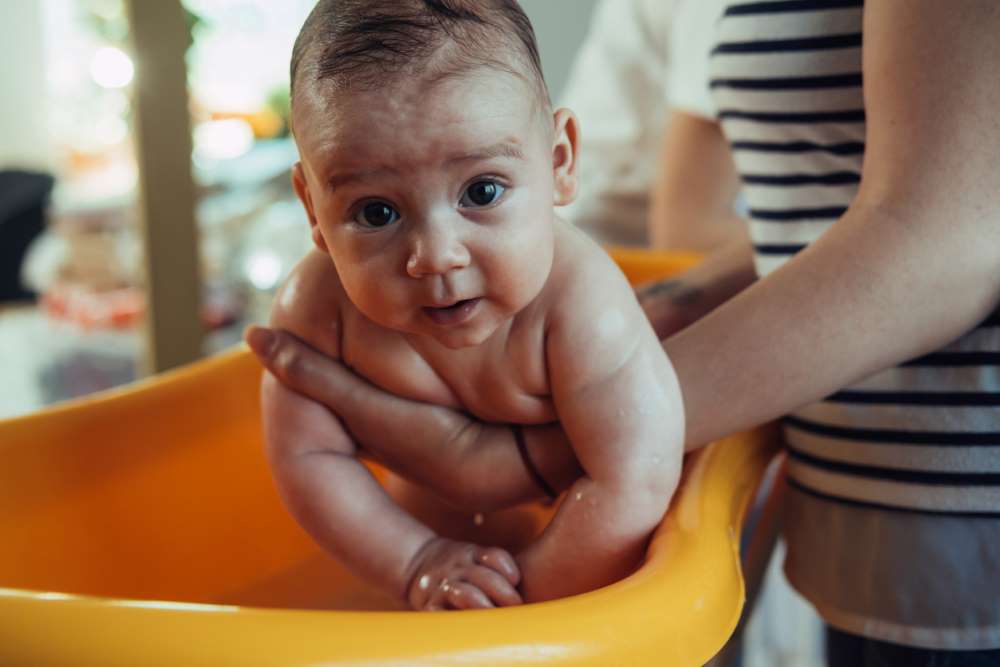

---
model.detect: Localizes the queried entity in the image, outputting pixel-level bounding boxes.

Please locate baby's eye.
[355,201,399,228]
[460,180,505,208]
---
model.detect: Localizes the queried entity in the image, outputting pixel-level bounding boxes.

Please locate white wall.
[0,1,52,172]
[520,0,599,101]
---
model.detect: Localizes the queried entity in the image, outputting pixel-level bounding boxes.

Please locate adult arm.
[641,109,757,337]
[649,109,749,253]
[666,1,1000,450]
[638,237,757,338]
[246,326,582,511]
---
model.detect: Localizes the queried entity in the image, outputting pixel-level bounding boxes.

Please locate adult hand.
[244,326,582,509]
[636,239,758,340]
[636,277,706,339]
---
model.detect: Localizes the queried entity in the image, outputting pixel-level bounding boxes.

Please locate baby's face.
[293,67,574,349]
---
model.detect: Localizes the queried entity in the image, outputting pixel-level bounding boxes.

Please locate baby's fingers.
[466,565,523,607]
[444,582,495,610]
[477,547,521,585]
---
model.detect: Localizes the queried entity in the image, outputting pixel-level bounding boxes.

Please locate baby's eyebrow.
[325,142,523,190]
[448,141,524,164]
[327,166,392,191]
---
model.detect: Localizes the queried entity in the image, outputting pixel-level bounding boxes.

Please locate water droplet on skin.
[418,575,431,591]
[440,579,451,593]
[473,513,484,526]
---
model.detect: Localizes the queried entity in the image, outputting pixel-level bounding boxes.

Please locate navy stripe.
[902,352,1000,368]
[743,171,860,186]
[981,310,1000,327]
[788,447,1000,485]
[725,0,863,16]
[788,478,1000,519]
[750,206,846,221]
[826,391,1000,407]
[711,73,862,90]
[784,415,1000,446]
[731,140,864,155]
[754,243,807,255]
[719,109,865,123]
[712,33,861,54]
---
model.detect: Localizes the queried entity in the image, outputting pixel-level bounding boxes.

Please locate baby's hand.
[407,538,522,611]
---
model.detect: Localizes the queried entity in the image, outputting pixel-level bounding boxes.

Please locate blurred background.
[0,1,820,665]
[0,0,598,418]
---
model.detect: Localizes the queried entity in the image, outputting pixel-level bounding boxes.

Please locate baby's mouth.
[423,298,482,326]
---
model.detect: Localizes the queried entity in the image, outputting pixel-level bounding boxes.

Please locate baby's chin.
[419,319,503,349]
[364,300,519,349]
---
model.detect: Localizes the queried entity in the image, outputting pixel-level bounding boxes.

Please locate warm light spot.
[194,119,255,161]
[90,46,134,89]
[245,252,283,291]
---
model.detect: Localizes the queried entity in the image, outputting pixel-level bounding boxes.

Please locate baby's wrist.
[400,535,444,603]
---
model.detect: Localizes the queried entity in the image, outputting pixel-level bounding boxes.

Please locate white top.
[558,0,725,246]
[666,0,721,118]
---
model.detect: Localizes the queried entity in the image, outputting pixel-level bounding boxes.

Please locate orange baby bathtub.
[0,249,782,666]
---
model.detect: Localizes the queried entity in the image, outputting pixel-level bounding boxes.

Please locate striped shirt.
[710,0,1000,648]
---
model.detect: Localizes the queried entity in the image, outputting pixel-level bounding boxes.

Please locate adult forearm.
[640,237,757,337]
[456,422,581,511]
[339,406,578,511]
[649,110,746,253]
[667,201,1000,451]
[248,328,579,510]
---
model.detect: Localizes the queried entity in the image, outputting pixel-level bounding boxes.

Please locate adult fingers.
[465,565,523,607]
[245,326,346,397]
[477,547,521,586]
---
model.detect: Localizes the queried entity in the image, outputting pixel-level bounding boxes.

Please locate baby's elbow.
[614,458,682,526]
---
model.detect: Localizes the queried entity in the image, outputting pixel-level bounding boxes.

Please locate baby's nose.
[406,220,471,278]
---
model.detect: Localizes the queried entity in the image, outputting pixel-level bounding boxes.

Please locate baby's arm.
[517,246,685,602]
[261,373,523,609]
[262,373,430,598]
[260,253,523,609]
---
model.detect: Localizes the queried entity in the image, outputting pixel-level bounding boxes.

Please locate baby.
[260,0,684,610]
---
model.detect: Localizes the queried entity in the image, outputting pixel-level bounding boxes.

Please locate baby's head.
[289,0,579,349]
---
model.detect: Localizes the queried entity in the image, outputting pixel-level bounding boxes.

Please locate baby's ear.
[292,162,328,252]
[551,108,580,206]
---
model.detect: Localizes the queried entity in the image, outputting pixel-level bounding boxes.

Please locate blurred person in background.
[559,0,747,254]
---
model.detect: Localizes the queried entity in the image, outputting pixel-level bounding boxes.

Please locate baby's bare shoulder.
[271,249,347,360]
[541,222,655,383]
[545,221,637,322]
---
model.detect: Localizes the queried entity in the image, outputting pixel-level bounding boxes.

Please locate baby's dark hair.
[290,0,550,109]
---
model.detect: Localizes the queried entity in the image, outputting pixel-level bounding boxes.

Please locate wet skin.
[262,64,685,609]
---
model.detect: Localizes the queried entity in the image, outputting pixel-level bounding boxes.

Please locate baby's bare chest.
[339,312,557,425]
